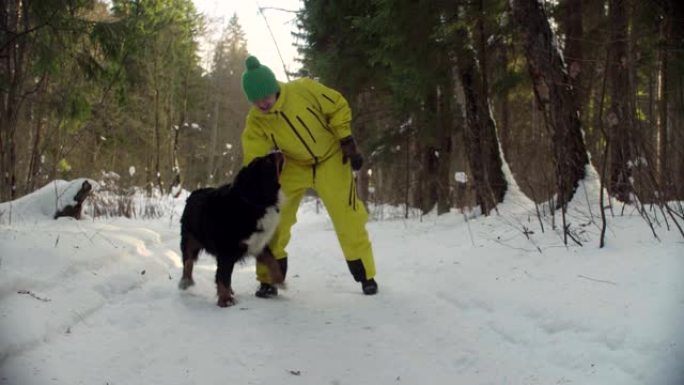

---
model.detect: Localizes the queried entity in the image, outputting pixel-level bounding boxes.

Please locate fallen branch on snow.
[17,290,51,302]
[577,274,617,286]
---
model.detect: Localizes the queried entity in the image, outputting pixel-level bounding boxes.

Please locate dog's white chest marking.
[244,191,284,255]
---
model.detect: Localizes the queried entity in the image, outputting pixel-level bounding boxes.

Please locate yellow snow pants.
[256,150,376,284]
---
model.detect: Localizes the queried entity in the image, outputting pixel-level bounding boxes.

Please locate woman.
[240,56,378,297]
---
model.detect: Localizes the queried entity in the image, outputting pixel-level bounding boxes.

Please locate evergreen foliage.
[1,0,682,219]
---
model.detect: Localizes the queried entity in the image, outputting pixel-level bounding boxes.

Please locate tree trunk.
[511,0,589,208]
[477,0,488,97]
[561,0,585,112]
[674,1,684,199]
[351,92,370,203]
[606,0,635,202]
[657,4,671,197]
[171,99,183,196]
[0,0,28,202]
[437,80,454,215]
[498,44,511,159]
[152,49,163,193]
[579,0,608,165]
[154,86,162,192]
[456,36,507,215]
[207,93,220,185]
[355,126,369,204]
[25,74,50,194]
[418,90,439,214]
[404,127,411,218]
[419,144,439,214]
[26,102,43,193]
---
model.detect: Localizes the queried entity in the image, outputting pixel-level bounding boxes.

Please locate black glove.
[340,136,364,171]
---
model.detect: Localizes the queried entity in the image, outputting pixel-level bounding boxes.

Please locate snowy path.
[1,202,683,385]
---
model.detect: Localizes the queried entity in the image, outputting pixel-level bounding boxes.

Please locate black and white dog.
[178,151,285,307]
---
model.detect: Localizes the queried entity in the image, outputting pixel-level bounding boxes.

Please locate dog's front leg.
[215,259,235,307]
[256,247,284,285]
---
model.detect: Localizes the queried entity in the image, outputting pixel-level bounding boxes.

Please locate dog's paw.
[178,277,195,290]
[217,297,236,308]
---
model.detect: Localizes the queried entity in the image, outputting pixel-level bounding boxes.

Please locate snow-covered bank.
[0,185,682,385]
[0,179,97,225]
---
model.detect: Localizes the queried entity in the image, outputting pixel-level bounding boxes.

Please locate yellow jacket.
[241,78,352,167]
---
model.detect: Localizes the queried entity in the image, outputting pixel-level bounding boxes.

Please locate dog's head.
[232,151,284,206]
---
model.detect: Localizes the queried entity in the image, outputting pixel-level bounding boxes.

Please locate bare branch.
[577,274,617,286]
[256,3,291,81]
[17,290,51,302]
[665,204,684,239]
[258,6,299,14]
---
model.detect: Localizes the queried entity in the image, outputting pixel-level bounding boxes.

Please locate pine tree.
[206,13,249,184]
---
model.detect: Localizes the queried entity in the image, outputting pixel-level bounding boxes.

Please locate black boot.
[347,260,378,295]
[362,279,378,295]
[255,283,278,298]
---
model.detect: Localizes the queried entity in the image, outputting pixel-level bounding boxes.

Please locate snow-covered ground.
[0,178,683,385]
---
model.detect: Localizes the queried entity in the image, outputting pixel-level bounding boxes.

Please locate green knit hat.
[241,56,279,102]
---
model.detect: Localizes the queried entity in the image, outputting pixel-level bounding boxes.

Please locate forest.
[2,0,683,222]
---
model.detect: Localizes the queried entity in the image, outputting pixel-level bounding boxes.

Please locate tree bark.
[561,0,585,111]
[404,128,411,218]
[171,112,183,196]
[498,44,511,159]
[418,144,439,214]
[437,80,454,215]
[418,90,439,214]
[0,0,29,202]
[25,74,50,194]
[152,49,163,193]
[456,36,507,215]
[674,1,684,199]
[657,3,671,197]
[477,0,488,97]
[606,0,635,202]
[26,102,43,193]
[511,0,589,208]
[207,92,220,185]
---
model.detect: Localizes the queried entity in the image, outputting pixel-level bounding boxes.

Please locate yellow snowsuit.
[241,78,376,284]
